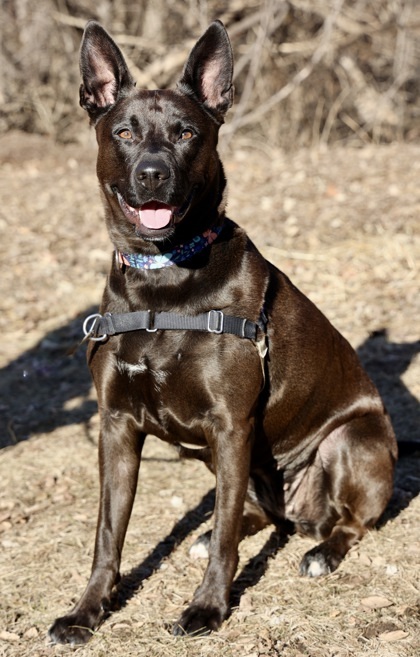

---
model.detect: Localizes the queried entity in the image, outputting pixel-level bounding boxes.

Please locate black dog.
[49,21,397,644]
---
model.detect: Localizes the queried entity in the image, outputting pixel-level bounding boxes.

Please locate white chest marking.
[117,358,147,379]
[116,358,169,389]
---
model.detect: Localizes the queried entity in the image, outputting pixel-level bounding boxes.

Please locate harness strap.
[83,309,265,342]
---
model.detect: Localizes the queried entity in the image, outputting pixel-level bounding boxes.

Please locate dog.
[49,20,397,644]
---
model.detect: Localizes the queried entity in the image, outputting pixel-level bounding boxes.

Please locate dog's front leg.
[173,422,252,636]
[49,415,144,645]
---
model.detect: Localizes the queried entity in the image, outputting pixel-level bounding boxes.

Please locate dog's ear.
[79,21,135,122]
[178,20,234,122]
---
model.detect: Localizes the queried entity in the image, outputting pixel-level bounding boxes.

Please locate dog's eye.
[118,129,133,140]
[180,129,194,141]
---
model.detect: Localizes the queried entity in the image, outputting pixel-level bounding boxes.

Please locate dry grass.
[0,133,419,656]
[1,432,419,657]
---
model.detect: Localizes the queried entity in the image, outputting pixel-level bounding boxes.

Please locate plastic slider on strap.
[145,310,158,333]
[207,310,224,334]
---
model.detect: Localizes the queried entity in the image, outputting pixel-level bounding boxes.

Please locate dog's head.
[79,21,234,248]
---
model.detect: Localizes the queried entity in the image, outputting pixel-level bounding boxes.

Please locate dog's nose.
[136,158,170,192]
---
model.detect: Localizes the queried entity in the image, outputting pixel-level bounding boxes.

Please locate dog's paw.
[48,613,97,645]
[189,530,212,560]
[299,544,342,577]
[173,603,225,636]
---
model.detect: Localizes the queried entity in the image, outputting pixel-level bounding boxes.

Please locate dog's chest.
[101,330,261,443]
[112,345,191,439]
[107,333,215,439]
[116,353,172,389]
[115,335,184,396]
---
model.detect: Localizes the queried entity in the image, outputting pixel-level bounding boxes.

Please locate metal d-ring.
[83,313,108,342]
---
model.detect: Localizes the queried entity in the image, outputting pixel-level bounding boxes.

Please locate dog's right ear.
[79,21,135,123]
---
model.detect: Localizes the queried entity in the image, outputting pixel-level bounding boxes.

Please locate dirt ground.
[0,130,419,657]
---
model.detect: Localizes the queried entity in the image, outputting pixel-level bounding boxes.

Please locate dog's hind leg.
[297,413,396,577]
[189,462,285,560]
[49,416,145,645]
[243,464,286,535]
[189,492,274,561]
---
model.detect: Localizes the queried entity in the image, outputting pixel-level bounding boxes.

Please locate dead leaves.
[361,595,393,609]
[0,472,75,538]
[0,630,20,642]
[379,630,409,642]
[360,596,412,644]
[362,620,410,642]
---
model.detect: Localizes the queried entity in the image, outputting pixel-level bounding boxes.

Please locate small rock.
[386,564,398,576]
[239,592,253,612]
[357,553,371,566]
[170,495,184,509]
[24,627,38,638]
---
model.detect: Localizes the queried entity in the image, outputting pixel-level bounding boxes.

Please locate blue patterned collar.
[117,226,222,270]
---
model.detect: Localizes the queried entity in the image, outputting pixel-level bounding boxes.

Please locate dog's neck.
[117,225,222,270]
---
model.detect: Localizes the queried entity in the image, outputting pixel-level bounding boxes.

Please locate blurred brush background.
[1,0,420,147]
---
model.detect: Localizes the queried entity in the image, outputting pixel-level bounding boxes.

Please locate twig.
[233,3,289,80]
[53,11,170,55]
[132,48,191,89]
[339,112,371,143]
[320,87,352,144]
[224,0,345,135]
[227,1,278,144]
[7,420,18,445]
[227,9,268,38]
[263,246,329,261]
[52,11,85,29]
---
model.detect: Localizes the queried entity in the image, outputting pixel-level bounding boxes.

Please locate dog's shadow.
[0,306,98,448]
[112,486,291,616]
[356,329,420,523]
[357,329,420,448]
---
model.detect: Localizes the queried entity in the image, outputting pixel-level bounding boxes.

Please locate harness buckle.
[207,310,224,334]
[83,313,108,342]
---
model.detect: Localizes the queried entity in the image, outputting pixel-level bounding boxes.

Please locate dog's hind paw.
[189,530,212,559]
[299,544,342,577]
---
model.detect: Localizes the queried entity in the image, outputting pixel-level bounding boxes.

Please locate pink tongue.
[139,202,172,229]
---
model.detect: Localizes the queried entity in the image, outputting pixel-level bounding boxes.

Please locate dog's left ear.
[178,20,234,122]
[79,21,135,123]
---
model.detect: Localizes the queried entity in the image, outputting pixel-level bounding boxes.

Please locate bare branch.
[224,0,345,135]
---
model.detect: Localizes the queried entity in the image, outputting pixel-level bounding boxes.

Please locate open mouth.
[113,189,193,232]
